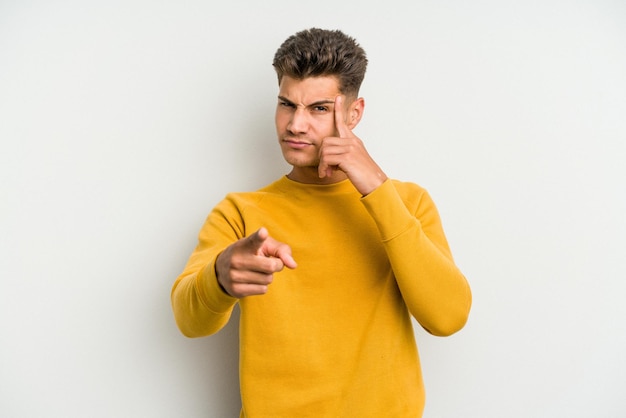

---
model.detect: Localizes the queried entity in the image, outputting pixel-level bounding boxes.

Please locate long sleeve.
[171,176,467,415]
[171,197,243,338]
[361,179,472,336]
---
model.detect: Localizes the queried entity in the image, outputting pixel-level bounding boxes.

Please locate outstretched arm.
[171,199,296,338]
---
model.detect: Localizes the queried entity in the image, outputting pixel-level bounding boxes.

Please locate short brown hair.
[272,28,368,97]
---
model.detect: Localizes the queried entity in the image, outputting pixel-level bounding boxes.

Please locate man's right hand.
[215,227,297,298]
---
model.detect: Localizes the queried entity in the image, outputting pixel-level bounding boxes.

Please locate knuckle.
[230,270,246,283]
[229,285,244,298]
[273,259,285,272]
[230,259,244,270]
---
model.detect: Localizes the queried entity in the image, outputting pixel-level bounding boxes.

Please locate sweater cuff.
[197,259,238,313]
[361,179,419,241]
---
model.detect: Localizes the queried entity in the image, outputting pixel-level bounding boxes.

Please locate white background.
[1,1,625,417]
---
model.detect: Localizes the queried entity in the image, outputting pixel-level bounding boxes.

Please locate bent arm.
[171,199,242,338]
[361,180,472,336]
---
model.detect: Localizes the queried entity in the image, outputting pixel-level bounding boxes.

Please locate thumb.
[260,233,298,270]
[274,245,297,269]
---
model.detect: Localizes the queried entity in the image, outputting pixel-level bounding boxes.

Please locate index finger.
[333,95,352,138]
[244,227,269,253]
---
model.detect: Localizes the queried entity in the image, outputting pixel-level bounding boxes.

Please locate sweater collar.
[276,175,357,197]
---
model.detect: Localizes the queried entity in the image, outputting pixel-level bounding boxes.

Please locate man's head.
[273,29,368,184]
[272,28,368,99]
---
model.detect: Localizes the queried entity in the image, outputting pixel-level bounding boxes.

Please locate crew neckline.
[276,175,357,195]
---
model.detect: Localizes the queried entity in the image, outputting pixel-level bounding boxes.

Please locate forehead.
[278,75,341,103]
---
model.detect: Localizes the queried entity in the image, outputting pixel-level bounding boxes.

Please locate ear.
[347,97,365,130]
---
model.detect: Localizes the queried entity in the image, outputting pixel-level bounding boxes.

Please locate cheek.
[316,118,336,136]
[275,112,288,131]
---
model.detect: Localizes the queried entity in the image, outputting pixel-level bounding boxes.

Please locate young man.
[172,28,471,417]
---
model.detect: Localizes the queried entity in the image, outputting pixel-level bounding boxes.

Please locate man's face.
[275,75,344,171]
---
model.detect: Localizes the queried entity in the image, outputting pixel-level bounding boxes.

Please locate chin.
[281,151,318,168]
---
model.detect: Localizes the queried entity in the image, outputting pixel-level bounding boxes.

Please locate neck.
[287,166,348,185]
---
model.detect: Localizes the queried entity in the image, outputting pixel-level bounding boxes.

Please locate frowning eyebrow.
[277,96,335,108]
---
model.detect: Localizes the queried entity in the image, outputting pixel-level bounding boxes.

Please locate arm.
[321,95,471,335]
[361,180,472,336]
[171,198,296,338]
[170,198,242,338]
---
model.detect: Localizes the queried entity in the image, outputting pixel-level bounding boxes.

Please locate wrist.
[358,171,388,196]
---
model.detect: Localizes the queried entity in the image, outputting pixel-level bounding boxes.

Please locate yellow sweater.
[172,177,471,417]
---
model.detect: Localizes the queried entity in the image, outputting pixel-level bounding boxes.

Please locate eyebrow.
[277,96,335,107]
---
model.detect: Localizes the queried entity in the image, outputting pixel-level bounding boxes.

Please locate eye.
[279,101,295,108]
[313,105,329,113]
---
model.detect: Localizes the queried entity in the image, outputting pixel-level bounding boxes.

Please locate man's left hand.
[318,95,388,195]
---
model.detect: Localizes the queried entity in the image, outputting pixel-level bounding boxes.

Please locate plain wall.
[1,0,625,416]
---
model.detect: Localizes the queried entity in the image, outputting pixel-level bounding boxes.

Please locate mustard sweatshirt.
[171,176,471,418]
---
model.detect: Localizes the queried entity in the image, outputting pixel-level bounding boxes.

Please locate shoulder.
[218,178,288,212]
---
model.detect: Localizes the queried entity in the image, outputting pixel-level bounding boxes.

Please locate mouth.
[282,138,313,149]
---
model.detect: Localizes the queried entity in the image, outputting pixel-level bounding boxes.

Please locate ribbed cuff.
[197,259,238,313]
[360,179,420,241]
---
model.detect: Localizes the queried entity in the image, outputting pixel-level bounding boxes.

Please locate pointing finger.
[244,227,269,253]
[245,228,297,270]
[334,95,352,138]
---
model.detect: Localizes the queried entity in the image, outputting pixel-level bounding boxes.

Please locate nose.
[287,108,308,135]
